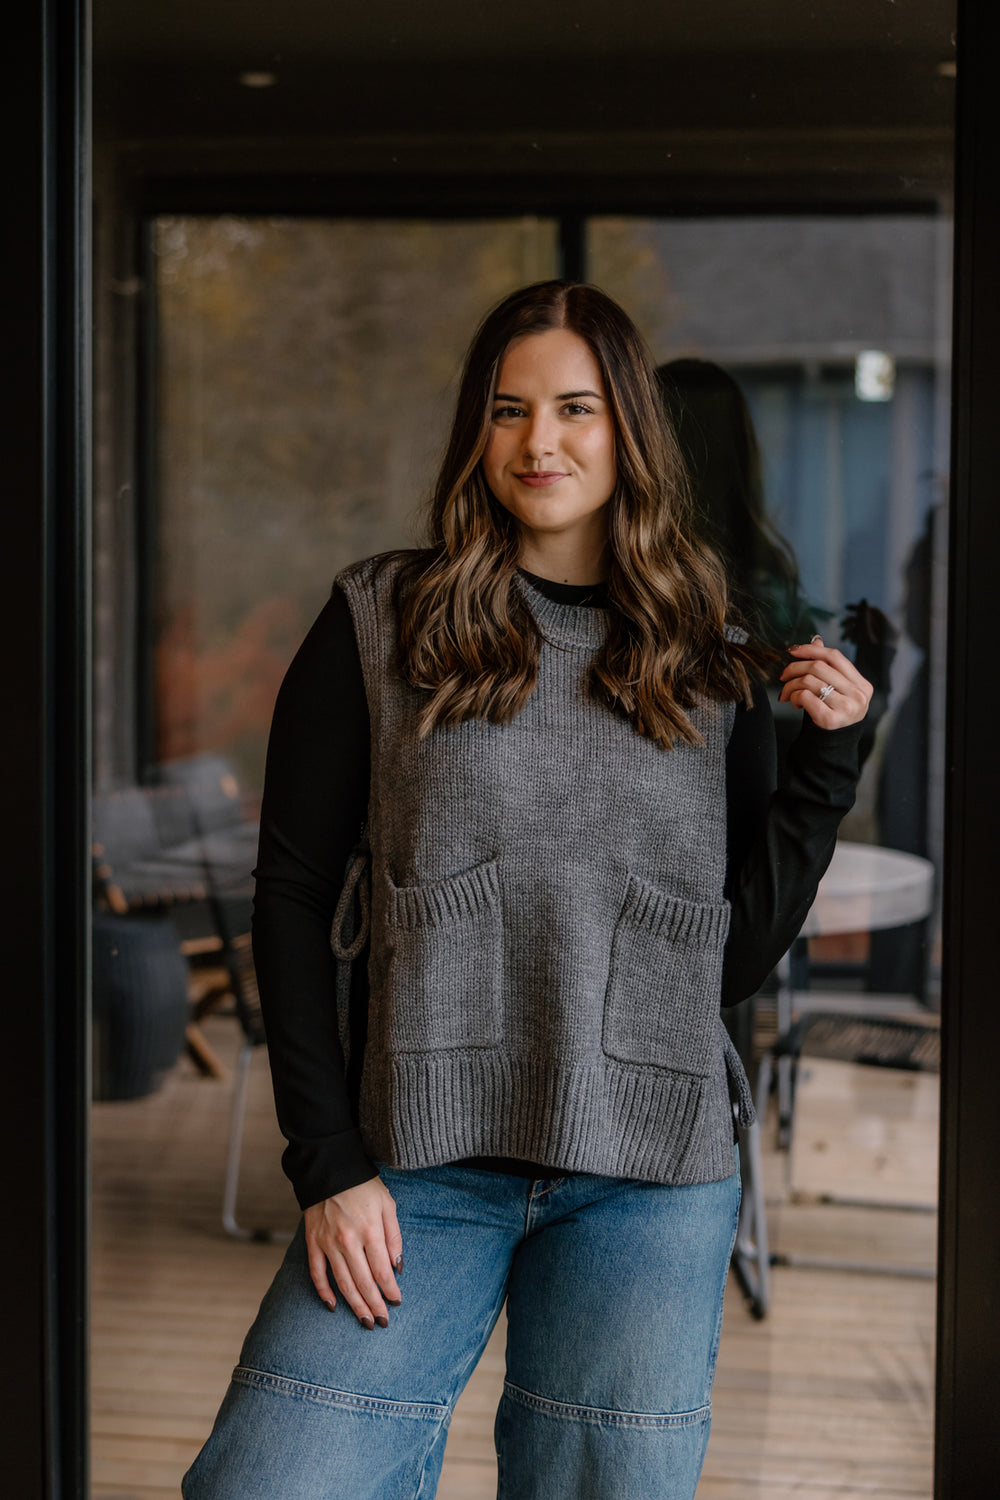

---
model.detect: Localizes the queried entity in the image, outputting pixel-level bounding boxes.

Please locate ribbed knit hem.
[360,1051,740,1186]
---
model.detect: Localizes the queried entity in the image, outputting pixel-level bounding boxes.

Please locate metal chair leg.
[222,1041,291,1244]
[732,1115,771,1319]
[775,951,794,1147]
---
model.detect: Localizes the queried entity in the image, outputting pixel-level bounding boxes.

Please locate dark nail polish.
[322,1299,336,1313]
[361,1315,375,1331]
[393,1254,404,1272]
[375,1314,389,1329]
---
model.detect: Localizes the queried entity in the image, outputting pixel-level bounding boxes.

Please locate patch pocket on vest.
[381,858,502,1052]
[602,874,731,1073]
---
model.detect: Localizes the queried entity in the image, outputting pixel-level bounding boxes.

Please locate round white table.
[735,841,938,1315]
[775,840,936,1140]
[798,841,935,939]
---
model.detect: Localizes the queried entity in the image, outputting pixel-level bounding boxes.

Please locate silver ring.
[818,682,835,703]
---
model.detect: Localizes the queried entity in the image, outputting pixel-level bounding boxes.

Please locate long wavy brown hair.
[395,280,771,749]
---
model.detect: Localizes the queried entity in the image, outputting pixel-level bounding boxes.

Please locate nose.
[521,410,557,463]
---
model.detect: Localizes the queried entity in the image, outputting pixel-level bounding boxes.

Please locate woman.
[183,281,871,1500]
[656,356,819,656]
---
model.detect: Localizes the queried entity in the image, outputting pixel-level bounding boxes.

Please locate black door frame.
[934,0,1000,1487]
[4,1,998,1494]
[2,0,91,1495]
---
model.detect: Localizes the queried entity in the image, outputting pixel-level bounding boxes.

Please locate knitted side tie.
[330,843,371,961]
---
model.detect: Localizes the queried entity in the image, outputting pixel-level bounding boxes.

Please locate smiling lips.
[516,471,567,487]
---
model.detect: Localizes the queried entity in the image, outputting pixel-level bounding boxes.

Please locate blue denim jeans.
[182,1156,740,1499]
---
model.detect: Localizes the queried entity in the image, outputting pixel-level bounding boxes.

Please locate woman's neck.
[516,533,607,588]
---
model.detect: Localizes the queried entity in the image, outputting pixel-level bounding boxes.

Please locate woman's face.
[482,328,617,560]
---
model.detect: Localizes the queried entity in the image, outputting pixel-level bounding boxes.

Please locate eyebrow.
[492,389,604,402]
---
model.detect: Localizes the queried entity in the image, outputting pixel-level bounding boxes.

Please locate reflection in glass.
[657,356,818,657]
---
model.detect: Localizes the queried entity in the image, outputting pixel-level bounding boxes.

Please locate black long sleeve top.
[252,574,864,1209]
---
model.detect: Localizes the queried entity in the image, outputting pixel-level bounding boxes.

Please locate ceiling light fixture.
[240,70,277,89]
[855,351,895,403]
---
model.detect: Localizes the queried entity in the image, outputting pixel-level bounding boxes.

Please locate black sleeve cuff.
[795,711,866,752]
[784,712,866,803]
[282,1127,379,1210]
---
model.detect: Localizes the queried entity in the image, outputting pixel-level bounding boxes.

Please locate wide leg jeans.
[182,1156,740,1500]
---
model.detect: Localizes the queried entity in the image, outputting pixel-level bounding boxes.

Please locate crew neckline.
[517,568,607,608]
[515,569,610,650]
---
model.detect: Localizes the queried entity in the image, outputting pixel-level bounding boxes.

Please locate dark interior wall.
[91,3,957,212]
[93,23,955,201]
[96,49,953,151]
[92,0,955,142]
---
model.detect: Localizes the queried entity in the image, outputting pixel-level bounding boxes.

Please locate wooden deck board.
[91,1018,936,1497]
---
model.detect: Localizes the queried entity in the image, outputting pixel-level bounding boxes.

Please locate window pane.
[152,215,559,795]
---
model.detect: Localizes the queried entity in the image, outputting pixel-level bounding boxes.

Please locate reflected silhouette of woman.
[657,357,819,661]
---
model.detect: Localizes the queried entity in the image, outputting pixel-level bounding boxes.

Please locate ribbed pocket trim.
[388,859,500,930]
[622,874,730,948]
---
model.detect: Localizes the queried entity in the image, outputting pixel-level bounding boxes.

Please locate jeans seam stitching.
[413,1412,452,1499]
[232,1364,448,1419]
[502,1379,711,1429]
[706,1155,742,1379]
[529,1176,566,1201]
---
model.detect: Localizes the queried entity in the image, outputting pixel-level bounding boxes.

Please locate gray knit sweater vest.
[338,554,753,1186]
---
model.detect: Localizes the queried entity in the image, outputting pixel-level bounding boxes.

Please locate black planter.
[92,912,189,1101]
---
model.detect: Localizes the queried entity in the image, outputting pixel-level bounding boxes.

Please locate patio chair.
[215,929,294,1242]
[733,1008,940,1318]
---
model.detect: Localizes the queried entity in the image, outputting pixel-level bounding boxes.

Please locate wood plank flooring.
[91,1016,936,1498]
[789,1057,939,1209]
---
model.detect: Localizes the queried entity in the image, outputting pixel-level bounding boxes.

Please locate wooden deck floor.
[91,1015,936,1498]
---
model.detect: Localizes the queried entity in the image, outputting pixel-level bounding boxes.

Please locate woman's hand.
[303,1175,403,1330]
[779,635,874,729]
